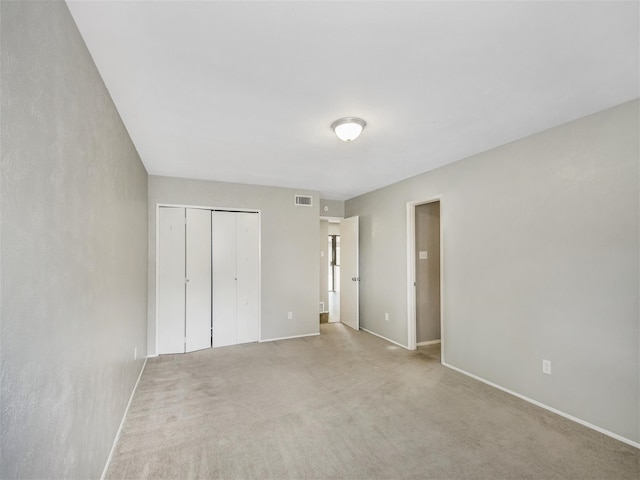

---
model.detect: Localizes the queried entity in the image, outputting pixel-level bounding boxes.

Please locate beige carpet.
[106,323,638,479]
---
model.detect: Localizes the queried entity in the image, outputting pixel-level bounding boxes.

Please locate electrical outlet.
[288,312,293,320]
[542,359,551,375]
[384,312,389,321]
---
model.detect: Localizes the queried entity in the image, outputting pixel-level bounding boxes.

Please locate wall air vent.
[294,195,313,207]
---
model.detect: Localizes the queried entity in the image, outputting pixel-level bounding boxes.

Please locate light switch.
[419,251,428,260]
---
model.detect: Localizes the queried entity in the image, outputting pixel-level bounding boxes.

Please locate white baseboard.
[260,332,320,343]
[101,357,147,480]
[442,361,640,450]
[417,339,441,346]
[360,327,410,350]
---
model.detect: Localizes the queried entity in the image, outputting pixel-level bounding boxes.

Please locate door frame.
[406,196,444,360]
[155,203,262,355]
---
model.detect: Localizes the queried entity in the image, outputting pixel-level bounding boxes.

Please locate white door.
[340,216,359,331]
[185,208,212,352]
[212,211,238,347]
[157,207,186,354]
[236,212,260,344]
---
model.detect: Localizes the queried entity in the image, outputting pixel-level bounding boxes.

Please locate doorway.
[339,216,359,331]
[407,197,443,360]
[319,216,359,330]
[328,234,340,322]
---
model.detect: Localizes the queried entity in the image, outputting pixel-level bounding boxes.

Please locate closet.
[156,206,259,354]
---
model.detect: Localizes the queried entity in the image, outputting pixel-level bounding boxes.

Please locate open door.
[340,216,359,330]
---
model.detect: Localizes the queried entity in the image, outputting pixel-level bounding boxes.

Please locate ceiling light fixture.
[331,117,366,142]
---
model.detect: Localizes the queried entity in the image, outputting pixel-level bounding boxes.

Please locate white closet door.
[158,207,186,354]
[212,211,238,347]
[185,208,212,352]
[236,212,260,344]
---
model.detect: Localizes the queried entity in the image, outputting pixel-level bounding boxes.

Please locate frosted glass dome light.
[331,117,366,142]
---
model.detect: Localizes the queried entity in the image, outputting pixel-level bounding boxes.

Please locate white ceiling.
[66,1,639,200]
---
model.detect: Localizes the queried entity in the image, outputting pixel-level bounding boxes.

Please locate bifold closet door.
[185,208,212,352]
[157,207,186,354]
[212,211,259,347]
[236,212,259,344]
[212,211,238,347]
[158,207,212,354]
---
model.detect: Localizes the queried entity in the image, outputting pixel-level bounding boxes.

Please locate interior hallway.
[105,324,638,479]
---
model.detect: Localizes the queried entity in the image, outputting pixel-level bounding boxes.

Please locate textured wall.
[1,1,148,478]
[319,199,345,218]
[147,176,320,355]
[346,100,639,444]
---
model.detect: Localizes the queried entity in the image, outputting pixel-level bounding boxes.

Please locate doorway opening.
[407,197,443,362]
[328,234,340,322]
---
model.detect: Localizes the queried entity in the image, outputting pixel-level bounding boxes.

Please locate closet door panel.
[212,211,238,347]
[236,213,260,344]
[158,207,186,354]
[185,208,212,352]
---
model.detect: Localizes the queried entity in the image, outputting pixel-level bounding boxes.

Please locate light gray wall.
[148,176,320,355]
[346,100,639,444]
[1,1,148,478]
[320,199,345,218]
[415,202,441,343]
